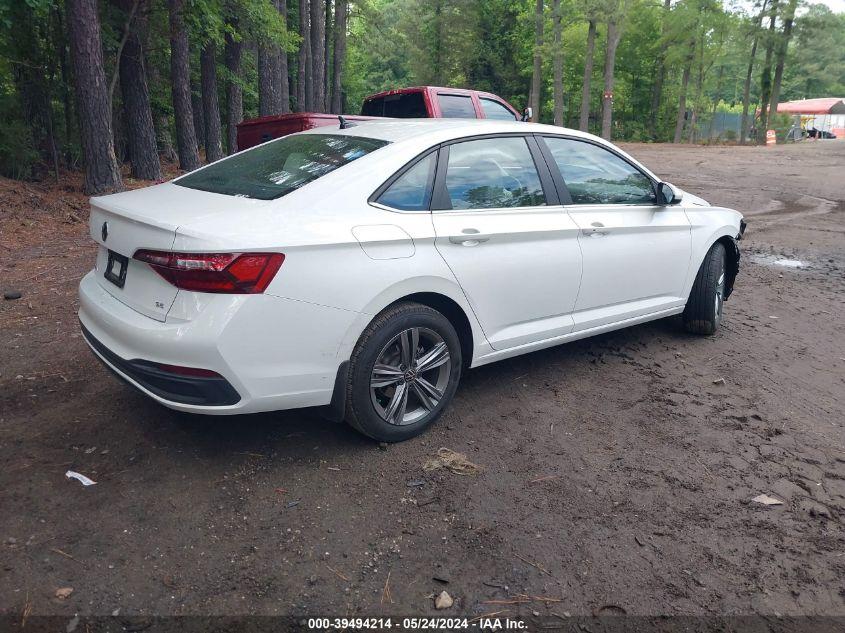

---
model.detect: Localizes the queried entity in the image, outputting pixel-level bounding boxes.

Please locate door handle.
[449,229,490,246]
[582,222,609,237]
[581,228,610,237]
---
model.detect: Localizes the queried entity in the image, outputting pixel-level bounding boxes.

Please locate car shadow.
[129,315,690,455]
[163,406,373,458]
[460,314,689,385]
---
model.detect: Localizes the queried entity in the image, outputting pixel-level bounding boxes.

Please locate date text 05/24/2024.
[306,617,528,630]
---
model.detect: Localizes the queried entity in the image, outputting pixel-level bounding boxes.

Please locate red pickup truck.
[236,86,521,151]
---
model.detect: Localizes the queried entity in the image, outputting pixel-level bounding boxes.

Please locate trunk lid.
[88,182,270,322]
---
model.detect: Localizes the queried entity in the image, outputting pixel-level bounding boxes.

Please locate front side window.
[438,94,477,118]
[480,98,517,121]
[440,137,546,210]
[376,153,437,211]
[543,137,655,205]
[175,134,388,200]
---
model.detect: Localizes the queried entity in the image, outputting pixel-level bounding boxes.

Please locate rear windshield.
[175,134,389,200]
[361,92,427,118]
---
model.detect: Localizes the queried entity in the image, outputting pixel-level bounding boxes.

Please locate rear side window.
[439,137,546,210]
[438,94,477,118]
[175,134,388,200]
[361,92,427,118]
[480,98,516,120]
[376,153,437,211]
[543,137,655,205]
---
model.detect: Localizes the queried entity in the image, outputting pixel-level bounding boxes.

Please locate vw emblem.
[101,221,109,242]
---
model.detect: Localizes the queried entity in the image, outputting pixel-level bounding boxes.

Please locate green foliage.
[714,100,744,114]
[344,0,829,139]
[197,0,298,51]
[782,4,845,99]
[0,0,843,184]
[0,94,39,179]
[344,0,414,110]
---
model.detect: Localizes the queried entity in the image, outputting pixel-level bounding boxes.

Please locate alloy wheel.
[369,327,451,426]
[715,271,725,320]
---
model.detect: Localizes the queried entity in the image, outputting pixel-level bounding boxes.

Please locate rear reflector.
[152,363,222,378]
[133,250,284,294]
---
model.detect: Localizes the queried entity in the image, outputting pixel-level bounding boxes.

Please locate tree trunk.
[66,0,122,194]
[740,0,768,145]
[648,0,672,140]
[324,0,332,111]
[673,43,694,144]
[687,28,706,144]
[706,64,724,141]
[310,0,326,112]
[54,6,75,165]
[600,19,621,140]
[224,29,242,154]
[299,0,313,110]
[201,43,224,163]
[148,58,177,163]
[277,0,291,113]
[11,45,57,178]
[258,45,278,116]
[112,107,127,165]
[331,0,347,114]
[756,0,779,144]
[529,0,544,122]
[191,87,204,152]
[552,0,563,126]
[156,113,178,164]
[168,0,200,171]
[767,0,798,125]
[432,0,443,84]
[579,19,596,132]
[117,0,161,180]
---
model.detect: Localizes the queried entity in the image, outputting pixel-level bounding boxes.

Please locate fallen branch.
[50,548,87,567]
[381,570,392,604]
[528,595,563,603]
[482,594,563,605]
[468,610,508,623]
[326,564,349,582]
[21,593,32,628]
[515,553,553,577]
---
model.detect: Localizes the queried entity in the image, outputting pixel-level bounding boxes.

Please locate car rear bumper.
[80,323,241,406]
[78,271,360,415]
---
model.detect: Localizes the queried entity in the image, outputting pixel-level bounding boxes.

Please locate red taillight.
[133,250,284,294]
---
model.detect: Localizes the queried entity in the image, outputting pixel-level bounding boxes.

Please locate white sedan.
[79,119,744,441]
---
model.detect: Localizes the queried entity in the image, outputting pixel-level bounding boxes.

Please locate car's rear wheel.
[345,302,462,442]
[683,241,727,335]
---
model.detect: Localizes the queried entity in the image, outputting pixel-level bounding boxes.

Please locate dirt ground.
[1,140,844,625]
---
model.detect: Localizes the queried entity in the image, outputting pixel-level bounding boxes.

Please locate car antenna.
[338,115,357,130]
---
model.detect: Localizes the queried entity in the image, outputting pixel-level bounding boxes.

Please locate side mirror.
[658,182,679,205]
[521,107,533,122]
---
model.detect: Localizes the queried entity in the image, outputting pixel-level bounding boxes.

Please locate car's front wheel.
[345,302,462,442]
[683,241,727,335]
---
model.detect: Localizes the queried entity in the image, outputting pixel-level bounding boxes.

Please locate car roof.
[363,85,514,103]
[296,119,661,183]
[298,118,601,145]
[362,86,520,115]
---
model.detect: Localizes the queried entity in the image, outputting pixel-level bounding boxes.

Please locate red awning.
[777,98,845,115]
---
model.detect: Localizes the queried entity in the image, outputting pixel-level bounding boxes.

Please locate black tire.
[683,241,727,335]
[345,302,462,442]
